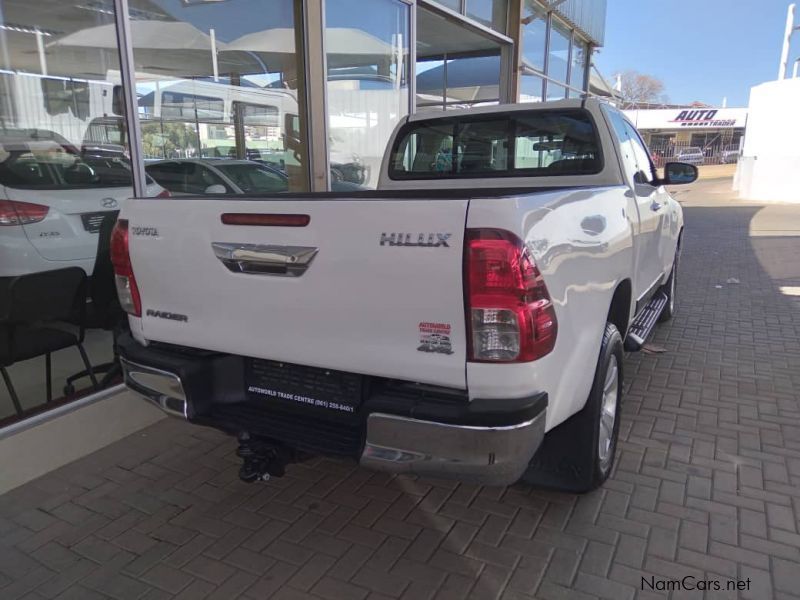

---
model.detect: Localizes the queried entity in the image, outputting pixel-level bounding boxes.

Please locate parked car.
[673,146,704,165]
[146,159,288,195]
[116,99,696,492]
[720,145,740,164]
[146,158,364,195]
[0,129,166,279]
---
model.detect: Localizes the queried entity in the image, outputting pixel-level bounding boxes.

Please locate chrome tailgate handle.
[212,242,318,276]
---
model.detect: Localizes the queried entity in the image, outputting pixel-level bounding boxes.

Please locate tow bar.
[236,432,294,483]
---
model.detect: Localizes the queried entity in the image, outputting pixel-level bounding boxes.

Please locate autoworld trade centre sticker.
[418,321,454,355]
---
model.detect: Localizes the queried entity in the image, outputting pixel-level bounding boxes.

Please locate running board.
[625,291,668,351]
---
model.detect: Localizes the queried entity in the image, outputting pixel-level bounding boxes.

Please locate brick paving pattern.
[2,181,800,599]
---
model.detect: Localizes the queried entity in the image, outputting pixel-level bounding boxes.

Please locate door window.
[624,122,656,185]
[603,107,642,185]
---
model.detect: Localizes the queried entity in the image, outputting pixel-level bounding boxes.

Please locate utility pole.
[778,3,799,79]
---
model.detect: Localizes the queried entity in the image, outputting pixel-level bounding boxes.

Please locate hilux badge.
[380,233,451,247]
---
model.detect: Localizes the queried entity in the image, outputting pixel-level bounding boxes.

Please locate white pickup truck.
[115,99,696,492]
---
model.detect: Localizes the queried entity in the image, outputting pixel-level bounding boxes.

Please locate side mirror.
[662,162,698,185]
[204,184,227,194]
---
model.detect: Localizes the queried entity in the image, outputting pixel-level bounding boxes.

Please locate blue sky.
[593,0,798,107]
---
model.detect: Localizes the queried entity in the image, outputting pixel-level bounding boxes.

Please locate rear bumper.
[119,334,547,486]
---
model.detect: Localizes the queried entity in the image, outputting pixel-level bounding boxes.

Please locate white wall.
[736,78,800,202]
[0,389,164,495]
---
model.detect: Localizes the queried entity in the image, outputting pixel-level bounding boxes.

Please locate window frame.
[388,108,604,181]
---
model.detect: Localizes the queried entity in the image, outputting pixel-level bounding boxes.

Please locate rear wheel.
[520,323,623,492]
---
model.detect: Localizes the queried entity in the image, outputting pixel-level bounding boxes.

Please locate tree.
[618,70,667,109]
[141,122,198,159]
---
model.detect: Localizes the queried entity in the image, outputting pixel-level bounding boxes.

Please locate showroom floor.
[1,178,799,600]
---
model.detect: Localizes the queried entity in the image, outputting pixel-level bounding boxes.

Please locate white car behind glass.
[0,129,166,278]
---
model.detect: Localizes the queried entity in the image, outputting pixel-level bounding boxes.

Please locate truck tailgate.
[124,197,469,389]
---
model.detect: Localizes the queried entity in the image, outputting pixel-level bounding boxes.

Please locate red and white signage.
[623,107,748,130]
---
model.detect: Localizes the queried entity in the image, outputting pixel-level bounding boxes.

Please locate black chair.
[0,267,97,414]
[64,211,125,394]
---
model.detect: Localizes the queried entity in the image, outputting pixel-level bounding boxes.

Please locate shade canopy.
[50,21,219,51]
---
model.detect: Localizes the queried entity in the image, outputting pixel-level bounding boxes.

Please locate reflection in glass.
[548,21,570,84]
[0,0,131,416]
[546,83,567,101]
[466,0,509,33]
[128,0,309,194]
[417,54,501,112]
[521,75,544,103]
[521,1,547,73]
[432,0,461,12]
[416,59,446,111]
[326,0,409,189]
[570,39,588,93]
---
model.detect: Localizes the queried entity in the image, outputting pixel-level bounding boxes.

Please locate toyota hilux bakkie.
[115,99,696,492]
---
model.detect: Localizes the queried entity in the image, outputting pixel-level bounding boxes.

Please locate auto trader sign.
[623,107,748,130]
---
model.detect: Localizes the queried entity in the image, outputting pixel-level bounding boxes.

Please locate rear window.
[389,109,602,180]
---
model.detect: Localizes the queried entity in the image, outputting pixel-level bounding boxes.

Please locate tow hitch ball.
[236,432,293,483]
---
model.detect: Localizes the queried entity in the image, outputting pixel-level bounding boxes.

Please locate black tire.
[658,249,679,323]
[520,323,624,493]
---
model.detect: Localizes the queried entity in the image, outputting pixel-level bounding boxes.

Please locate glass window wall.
[326,0,410,189]
[569,39,588,97]
[520,2,594,102]
[521,1,547,73]
[0,0,129,418]
[548,20,570,85]
[128,0,309,195]
[466,0,509,33]
[521,74,544,103]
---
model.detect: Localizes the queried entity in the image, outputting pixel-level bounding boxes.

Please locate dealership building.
[623,106,748,156]
[0,0,608,195]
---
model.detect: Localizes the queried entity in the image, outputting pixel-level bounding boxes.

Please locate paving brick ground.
[2,178,800,599]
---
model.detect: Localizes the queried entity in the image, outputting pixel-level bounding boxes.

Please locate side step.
[625,291,668,351]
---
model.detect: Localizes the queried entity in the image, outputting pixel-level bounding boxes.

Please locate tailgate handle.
[212,242,318,277]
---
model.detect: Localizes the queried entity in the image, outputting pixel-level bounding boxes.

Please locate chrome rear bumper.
[361,411,545,486]
[121,356,546,486]
[121,357,188,419]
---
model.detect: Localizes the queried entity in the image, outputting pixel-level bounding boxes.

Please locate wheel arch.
[607,278,633,339]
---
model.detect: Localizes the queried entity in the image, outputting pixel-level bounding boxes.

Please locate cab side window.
[624,122,656,185]
[603,107,641,186]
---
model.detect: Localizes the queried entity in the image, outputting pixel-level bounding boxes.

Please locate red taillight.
[156,189,171,198]
[0,199,49,226]
[465,229,557,362]
[110,219,141,317]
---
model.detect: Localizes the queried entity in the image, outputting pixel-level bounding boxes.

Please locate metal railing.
[647,139,741,167]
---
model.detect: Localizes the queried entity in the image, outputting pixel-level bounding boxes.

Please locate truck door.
[604,108,664,304]
[625,124,676,283]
